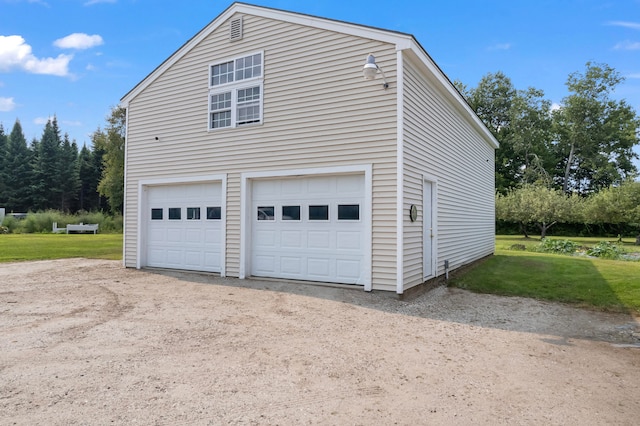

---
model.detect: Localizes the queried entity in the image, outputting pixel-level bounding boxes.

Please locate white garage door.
[251,174,366,285]
[146,182,222,272]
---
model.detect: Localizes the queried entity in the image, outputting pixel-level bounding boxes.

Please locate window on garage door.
[169,208,181,220]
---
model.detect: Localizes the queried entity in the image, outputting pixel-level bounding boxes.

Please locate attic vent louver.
[230,17,243,41]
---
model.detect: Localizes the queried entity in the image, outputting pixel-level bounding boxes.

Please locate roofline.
[120,1,498,149]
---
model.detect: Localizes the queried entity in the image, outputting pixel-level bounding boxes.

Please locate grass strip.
[0,234,122,262]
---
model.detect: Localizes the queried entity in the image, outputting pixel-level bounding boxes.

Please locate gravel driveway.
[1,258,639,425]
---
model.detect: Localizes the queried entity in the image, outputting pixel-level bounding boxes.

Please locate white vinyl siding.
[402,54,495,291]
[123,13,398,291]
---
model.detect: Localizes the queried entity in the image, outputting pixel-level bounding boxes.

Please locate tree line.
[457,61,639,195]
[0,107,125,214]
[459,62,640,240]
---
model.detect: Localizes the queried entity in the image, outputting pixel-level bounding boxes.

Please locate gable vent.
[230,17,243,41]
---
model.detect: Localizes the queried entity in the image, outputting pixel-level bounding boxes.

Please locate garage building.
[120,2,498,293]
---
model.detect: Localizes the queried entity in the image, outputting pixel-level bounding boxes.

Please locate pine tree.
[32,117,62,210]
[5,120,33,212]
[0,124,8,207]
[59,134,80,212]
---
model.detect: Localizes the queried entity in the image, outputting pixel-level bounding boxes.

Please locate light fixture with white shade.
[363,54,388,89]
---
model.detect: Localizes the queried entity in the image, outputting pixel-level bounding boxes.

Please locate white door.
[423,180,434,279]
[251,174,366,285]
[145,183,222,272]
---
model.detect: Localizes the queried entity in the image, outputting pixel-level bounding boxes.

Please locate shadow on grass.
[141,259,640,346]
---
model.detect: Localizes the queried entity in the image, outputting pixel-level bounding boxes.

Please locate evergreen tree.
[0,124,8,207]
[32,117,62,210]
[5,120,32,212]
[77,144,97,211]
[59,134,80,212]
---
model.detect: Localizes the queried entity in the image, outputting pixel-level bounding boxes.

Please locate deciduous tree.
[552,62,639,194]
[96,107,126,214]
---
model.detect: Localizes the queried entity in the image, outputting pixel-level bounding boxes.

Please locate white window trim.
[208,51,264,131]
[209,50,264,89]
[209,83,263,130]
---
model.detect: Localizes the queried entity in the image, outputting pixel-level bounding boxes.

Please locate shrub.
[1,215,22,233]
[22,210,65,233]
[536,238,579,255]
[587,241,623,260]
[0,211,123,234]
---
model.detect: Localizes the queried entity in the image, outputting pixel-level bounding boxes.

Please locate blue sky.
[1,0,640,168]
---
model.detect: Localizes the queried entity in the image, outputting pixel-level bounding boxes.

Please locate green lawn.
[1,233,638,314]
[0,234,122,262]
[452,236,640,314]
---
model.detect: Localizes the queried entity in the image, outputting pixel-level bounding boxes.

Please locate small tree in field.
[585,181,640,244]
[496,185,583,238]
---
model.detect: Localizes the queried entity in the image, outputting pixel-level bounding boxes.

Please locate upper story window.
[209,52,263,130]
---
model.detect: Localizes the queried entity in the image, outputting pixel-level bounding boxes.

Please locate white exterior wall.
[402,54,496,291]
[123,13,399,291]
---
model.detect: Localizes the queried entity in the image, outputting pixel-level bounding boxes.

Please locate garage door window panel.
[338,204,360,221]
[187,207,201,220]
[151,208,163,220]
[258,206,274,221]
[169,208,181,220]
[309,205,329,221]
[282,205,300,221]
[207,206,221,220]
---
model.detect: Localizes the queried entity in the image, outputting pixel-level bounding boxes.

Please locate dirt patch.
[1,258,639,424]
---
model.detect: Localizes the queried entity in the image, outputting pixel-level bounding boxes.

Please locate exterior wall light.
[363,54,389,89]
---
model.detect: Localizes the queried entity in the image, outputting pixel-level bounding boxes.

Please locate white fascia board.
[120,3,414,107]
[405,40,499,149]
[234,3,414,46]
[120,6,239,107]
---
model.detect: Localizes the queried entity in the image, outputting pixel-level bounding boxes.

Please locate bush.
[22,210,65,233]
[536,238,579,254]
[587,241,623,260]
[1,215,21,233]
[0,211,123,234]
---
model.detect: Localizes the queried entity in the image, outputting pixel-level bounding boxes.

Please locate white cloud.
[54,33,103,50]
[84,0,117,5]
[34,116,52,125]
[627,73,640,79]
[0,97,16,112]
[614,40,640,50]
[607,21,640,30]
[551,103,562,111]
[0,35,72,76]
[488,43,512,51]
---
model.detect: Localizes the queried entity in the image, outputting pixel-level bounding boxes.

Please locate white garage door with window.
[145,182,222,272]
[251,174,366,285]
